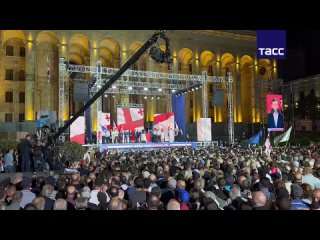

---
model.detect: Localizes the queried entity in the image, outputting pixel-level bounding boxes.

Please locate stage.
[97,142,198,152]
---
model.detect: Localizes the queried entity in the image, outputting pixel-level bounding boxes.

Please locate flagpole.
[291,82,296,139]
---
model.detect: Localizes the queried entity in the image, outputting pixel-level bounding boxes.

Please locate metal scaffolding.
[58,61,235,143]
[227,72,234,145]
[202,71,208,118]
[58,58,69,129]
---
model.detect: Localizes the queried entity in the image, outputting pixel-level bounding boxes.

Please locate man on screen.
[267,98,284,129]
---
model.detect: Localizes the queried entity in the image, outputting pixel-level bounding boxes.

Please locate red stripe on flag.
[154,112,174,124]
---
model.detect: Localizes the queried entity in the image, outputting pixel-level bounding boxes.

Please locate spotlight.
[172,89,176,93]
[112,95,115,98]
[128,86,132,90]
[144,87,148,91]
[188,90,191,93]
[104,94,108,97]
[144,96,147,99]
[112,86,116,89]
[157,97,160,100]
[158,88,162,92]
[192,88,194,91]
[152,97,154,100]
[196,87,198,90]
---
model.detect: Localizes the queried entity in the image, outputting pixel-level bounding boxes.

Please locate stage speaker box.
[211,89,224,106]
[73,81,89,102]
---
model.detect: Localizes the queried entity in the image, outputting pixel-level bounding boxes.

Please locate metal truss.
[107,80,185,90]
[58,58,70,129]
[59,61,234,143]
[227,72,234,145]
[202,71,208,118]
[103,88,166,96]
[117,103,144,108]
[66,64,227,83]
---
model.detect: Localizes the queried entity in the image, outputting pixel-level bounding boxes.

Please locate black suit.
[267,111,284,129]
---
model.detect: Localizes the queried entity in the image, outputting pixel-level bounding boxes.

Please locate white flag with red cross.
[117,107,144,134]
[154,112,174,141]
[97,111,111,143]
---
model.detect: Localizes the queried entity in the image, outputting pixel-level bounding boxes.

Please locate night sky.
[278,30,320,81]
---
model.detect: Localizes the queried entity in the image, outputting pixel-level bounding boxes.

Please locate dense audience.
[1,144,320,210]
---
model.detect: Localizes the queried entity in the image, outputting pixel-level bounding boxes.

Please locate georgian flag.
[97,111,111,143]
[117,107,144,132]
[264,132,272,156]
[154,112,174,141]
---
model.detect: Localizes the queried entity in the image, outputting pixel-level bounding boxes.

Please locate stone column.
[25,40,36,120]
[58,43,69,121]
[90,47,99,132]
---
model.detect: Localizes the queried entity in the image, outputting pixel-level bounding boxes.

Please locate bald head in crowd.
[108,198,124,210]
[67,186,76,198]
[177,180,186,190]
[71,174,80,185]
[149,174,157,183]
[167,199,180,210]
[32,197,45,210]
[54,199,67,210]
[252,191,267,207]
[313,189,320,202]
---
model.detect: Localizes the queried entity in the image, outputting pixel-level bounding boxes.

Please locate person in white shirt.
[88,179,110,206]
[83,149,91,164]
[20,178,36,209]
[160,129,165,142]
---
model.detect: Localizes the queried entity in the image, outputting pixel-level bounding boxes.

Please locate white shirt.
[89,190,110,205]
[83,152,91,164]
[20,190,36,208]
[273,112,279,127]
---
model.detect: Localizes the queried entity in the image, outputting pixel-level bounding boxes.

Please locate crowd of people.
[1,142,320,210]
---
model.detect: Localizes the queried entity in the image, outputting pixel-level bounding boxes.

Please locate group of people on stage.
[100,128,144,144]
[99,125,183,144]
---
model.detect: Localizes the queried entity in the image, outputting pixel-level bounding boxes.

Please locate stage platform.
[98,142,198,152]
[83,141,219,152]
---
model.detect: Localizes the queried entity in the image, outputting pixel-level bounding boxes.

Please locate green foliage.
[60,141,85,162]
[0,138,18,153]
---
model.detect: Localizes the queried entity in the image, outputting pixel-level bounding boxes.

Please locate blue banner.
[172,94,186,141]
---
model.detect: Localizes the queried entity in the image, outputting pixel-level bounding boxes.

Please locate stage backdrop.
[172,95,186,141]
[70,116,85,144]
[154,112,174,141]
[197,118,212,141]
[97,111,111,144]
[267,94,284,132]
[117,107,144,140]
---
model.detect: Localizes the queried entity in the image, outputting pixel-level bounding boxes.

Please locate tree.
[60,141,85,163]
[0,138,18,153]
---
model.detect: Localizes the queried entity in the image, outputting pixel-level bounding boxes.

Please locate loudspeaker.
[211,89,224,106]
[73,81,89,102]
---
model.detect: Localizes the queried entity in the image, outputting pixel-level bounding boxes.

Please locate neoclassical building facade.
[0,30,278,136]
